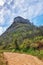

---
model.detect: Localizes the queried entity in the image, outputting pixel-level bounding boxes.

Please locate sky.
[0,0,43,35]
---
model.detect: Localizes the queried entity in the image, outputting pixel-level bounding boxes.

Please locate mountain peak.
[13,16,30,24]
[6,16,31,31]
[14,16,23,19]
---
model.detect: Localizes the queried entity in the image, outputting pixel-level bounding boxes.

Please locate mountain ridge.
[0,16,43,50]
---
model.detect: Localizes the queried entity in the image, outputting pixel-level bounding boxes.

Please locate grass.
[0,49,11,53]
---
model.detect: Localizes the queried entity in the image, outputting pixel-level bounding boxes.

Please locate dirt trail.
[3,52,43,65]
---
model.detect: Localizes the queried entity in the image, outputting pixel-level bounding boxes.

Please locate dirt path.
[3,52,43,65]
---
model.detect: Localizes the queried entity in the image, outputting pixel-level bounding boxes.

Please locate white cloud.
[0,27,3,35]
[7,0,12,4]
[0,15,5,25]
[0,27,6,35]
[0,6,11,25]
[12,0,43,20]
[0,0,6,6]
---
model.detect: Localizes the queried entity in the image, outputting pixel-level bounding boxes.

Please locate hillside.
[0,16,43,55]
